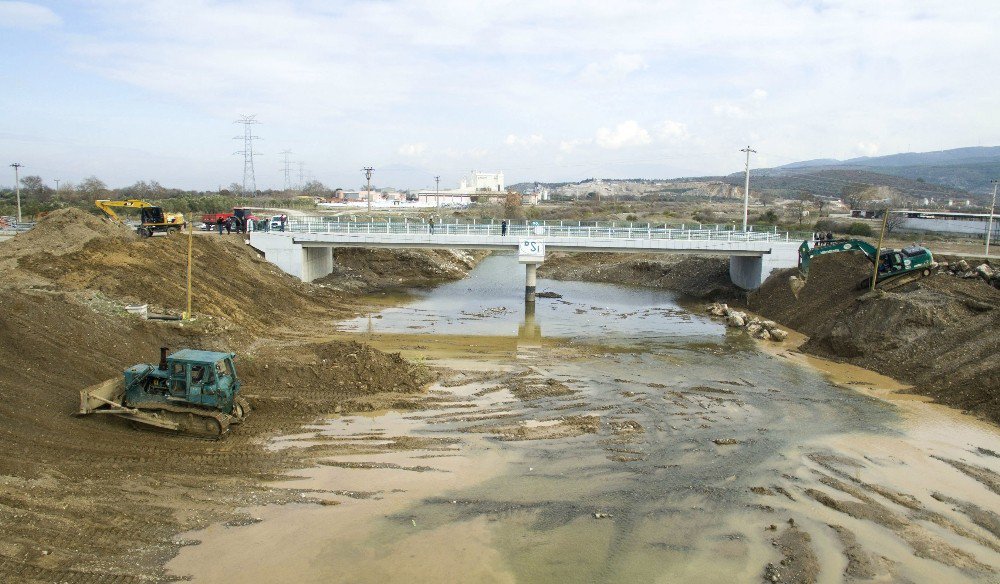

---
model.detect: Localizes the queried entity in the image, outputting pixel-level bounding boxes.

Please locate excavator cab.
[140,207,166,226]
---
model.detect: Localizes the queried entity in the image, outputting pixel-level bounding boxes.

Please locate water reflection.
[339,255,723,347]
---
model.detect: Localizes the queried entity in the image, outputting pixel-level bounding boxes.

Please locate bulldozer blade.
[79,378,125,415]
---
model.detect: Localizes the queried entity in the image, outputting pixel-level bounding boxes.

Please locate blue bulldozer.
[78,347,251,438]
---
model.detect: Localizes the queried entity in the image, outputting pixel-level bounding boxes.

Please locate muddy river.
[169,255,1000,583]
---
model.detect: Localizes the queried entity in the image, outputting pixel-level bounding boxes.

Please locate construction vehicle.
[95,199,187,237]
[798,238,935,289]
[78,348,251,438]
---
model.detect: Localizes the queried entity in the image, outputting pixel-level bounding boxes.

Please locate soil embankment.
[539,252,736,299]
[316,248,488,292]
[747,253,1000,423]
[0,209,440,582]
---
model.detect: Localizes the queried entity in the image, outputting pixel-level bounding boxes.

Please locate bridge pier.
[524,262,538,302]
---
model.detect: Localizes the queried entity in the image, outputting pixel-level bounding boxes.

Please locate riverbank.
[539,249,1000,426]
[539,252,737,299]
[0,209,475,582]
[746,253,1000,425]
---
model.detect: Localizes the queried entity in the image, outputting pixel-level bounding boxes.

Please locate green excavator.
[798,238,935,290]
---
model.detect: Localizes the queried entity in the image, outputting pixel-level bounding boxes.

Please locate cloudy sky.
[1,0,998,190]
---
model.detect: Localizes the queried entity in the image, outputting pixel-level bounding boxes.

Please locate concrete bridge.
[248,220,800,295]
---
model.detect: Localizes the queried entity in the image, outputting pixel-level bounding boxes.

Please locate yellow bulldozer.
[95,199,187,237]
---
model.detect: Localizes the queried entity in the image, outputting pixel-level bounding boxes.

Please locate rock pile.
[705,302,789,342]
[937,259,999,289]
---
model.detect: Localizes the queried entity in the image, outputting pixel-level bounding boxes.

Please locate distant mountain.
[771,146,1000,195]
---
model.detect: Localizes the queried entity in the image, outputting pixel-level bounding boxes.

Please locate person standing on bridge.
[501,220,508,236]
[429,218,435,235]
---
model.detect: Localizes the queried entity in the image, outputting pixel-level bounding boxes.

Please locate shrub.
[846,222,873,237]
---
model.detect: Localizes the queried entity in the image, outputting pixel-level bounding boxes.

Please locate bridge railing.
[275,220,789,242]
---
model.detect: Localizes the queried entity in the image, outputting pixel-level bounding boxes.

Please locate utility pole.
[987,179,998,257]
[9,163,22,223]
[279,150,293,191]
[363,167,374,212]
[435,175,440,208]
[233,114,260,196]
[740,146,756,231]
[54,179,60,195]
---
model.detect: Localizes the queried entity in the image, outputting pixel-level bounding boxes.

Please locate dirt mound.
[316,248,486,292]
[540,252,736,299]
[749,254,1000,423]
[10,228,345,331]
[2,208,135,258]
[0,286,429,581]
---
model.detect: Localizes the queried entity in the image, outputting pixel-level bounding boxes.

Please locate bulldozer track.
[129,402,234,439]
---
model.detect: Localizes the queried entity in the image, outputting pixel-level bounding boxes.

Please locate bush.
[625,214,638,221]
[846,222,873,237]
[813,219,838,232]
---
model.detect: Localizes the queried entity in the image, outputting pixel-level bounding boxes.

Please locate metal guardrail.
[275,220,789,242]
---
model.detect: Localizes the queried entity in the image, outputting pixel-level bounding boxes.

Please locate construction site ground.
[1,209,998,582]
[0,210,474,582]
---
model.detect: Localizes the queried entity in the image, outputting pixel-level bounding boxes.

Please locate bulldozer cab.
[165,350,239,410]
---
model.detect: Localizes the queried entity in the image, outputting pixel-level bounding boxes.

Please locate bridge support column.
[524,262,538,302]
[301,245,334,283]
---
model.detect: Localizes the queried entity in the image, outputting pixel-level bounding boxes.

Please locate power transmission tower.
[740,146,757,231]
[363,167,374,212]
[435,175,440,208]
[233,114,261,196]
[9,163,23,223]
[279,150,293,191]
[297,162,305,189]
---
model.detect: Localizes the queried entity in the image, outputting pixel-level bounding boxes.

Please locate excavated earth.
[0,209,465,582]
[539,252,737,299]
[748,253,1000,424]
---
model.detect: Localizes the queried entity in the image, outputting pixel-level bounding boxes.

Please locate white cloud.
[595,121,651,149]
[712,103,748,119]
[505,133,545,146]
[559,138,593,153]
[0,1,60,28]
[751,88,768,101]
[856,142,880,157]
[656,120,689,141]
[398,143,427,156]
[580,53,648,82]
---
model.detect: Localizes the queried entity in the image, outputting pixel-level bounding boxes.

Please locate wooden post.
[870,209,889,292]
[185,213,193,319]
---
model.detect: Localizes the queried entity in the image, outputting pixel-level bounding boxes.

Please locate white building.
[415,170,506,206]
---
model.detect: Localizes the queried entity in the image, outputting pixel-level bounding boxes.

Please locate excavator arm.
[94,199,155,223]
[798,239,878,276]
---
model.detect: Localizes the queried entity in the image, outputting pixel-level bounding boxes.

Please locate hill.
[763,146,1000,198]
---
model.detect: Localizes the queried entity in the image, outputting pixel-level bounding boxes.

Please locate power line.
[279,150,293,191]
[233,114,261,196]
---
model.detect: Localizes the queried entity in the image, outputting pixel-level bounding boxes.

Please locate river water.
[168,255,1000,583]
